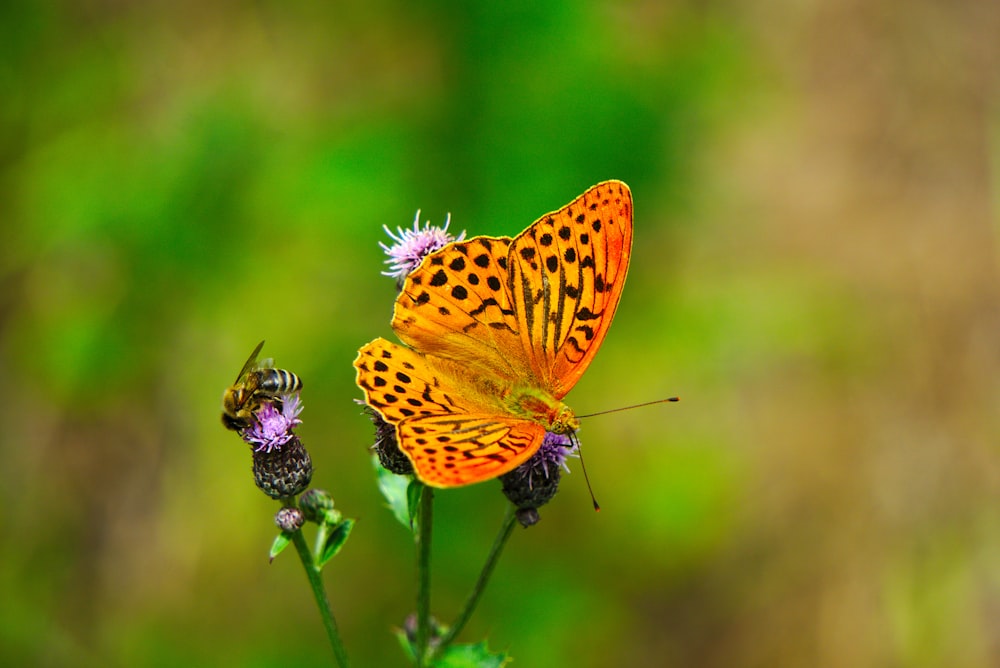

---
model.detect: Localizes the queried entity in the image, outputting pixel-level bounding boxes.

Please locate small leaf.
[434,641,510,668]
[269,532,292,563]
[316,519,354,569]
[375,454,413,529]
[407,479,423,531]
[394,627,416,661]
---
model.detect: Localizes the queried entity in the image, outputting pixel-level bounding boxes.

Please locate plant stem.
[434,503,518,656]
[290,528,350,667]
[415,484,434,667]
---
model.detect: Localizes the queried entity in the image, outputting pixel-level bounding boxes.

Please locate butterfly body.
[355,180,632,488]
[506,387,578,434]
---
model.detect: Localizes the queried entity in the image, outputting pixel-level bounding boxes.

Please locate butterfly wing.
[392,234,534,383]
[355,337,474,423]
[508,180,632,397]
[355,337,545,487]
[398,414,546,487]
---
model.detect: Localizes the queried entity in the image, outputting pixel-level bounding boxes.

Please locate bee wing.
[234,340,266,382]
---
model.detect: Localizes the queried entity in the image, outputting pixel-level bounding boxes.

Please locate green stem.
[433,503,518,657]
[415,484,434,667]
[290,528,350,667]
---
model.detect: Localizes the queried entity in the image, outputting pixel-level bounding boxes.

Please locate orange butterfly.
[354,180,633,488]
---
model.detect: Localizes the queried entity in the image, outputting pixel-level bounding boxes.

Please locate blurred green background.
[2,1,999,666]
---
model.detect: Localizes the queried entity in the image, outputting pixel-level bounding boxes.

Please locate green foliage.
[406,480,424,532]
[269,532,292,562]
[396,624,510,668]
[316,519,354,570]
[433,642,510,668]
[375,455,416,529]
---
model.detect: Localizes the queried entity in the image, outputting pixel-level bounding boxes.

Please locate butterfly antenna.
[571,397,680,511]
[571,431,601,512]
[577,397,679,420]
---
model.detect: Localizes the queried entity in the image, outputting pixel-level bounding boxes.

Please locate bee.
[222,340,303,431]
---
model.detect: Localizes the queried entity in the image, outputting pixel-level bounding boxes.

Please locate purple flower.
[380,210,466,281]
[242,393,303,453]
[516,432,577,487]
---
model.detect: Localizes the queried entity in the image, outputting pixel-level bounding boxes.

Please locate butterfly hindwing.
[397,414,547,488]
[355,338,471,424]
[355,339,548,488]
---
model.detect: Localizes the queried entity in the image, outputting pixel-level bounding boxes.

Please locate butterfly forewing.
[509,180,633,397]
[393,235,533,382]
[397,414,547,487]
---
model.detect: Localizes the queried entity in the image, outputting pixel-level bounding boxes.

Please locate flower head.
[380,210,465,283]
[237,393,312,499]
[242,393,303,453]
[500,432,578,526]
[510,431,577,486]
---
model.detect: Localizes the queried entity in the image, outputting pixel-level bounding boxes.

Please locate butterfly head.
[549,405,580,436]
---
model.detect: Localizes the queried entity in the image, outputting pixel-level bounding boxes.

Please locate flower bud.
[275,507,305,532]
[299,488,335,523]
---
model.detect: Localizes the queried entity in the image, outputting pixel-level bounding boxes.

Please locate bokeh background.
[2,1,999,666]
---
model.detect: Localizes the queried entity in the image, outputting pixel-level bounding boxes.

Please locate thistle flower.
[380,210,465,284]
[243,394,303,453]
[500,432,577,527]
[238,393,312,500]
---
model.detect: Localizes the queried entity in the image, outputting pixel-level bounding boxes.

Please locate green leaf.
[407,479,423,531]
[316,519,354,569]
[433,641,510,668]
[374,454,414,529]
[394,627,416,661]
[269,532,292,563]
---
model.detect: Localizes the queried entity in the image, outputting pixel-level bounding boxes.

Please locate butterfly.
[354,180,632,488]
